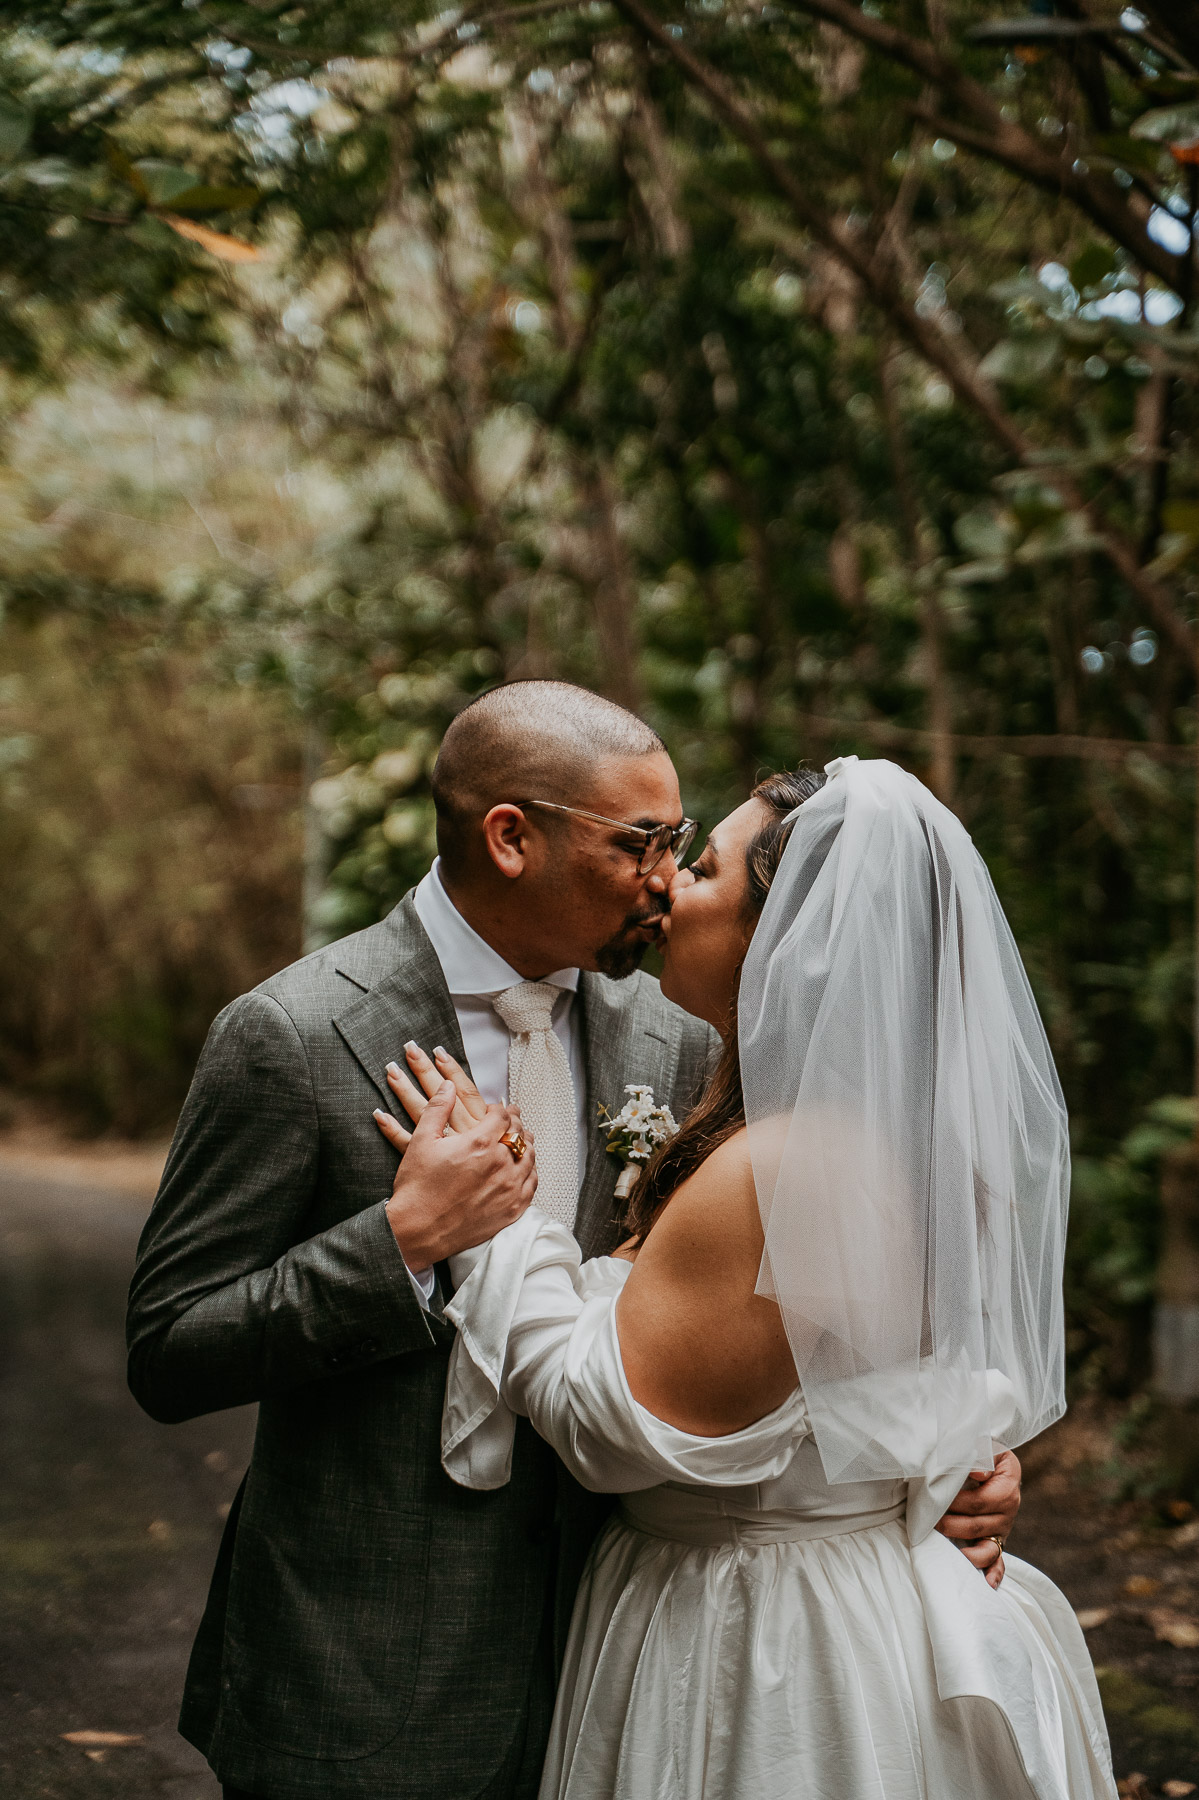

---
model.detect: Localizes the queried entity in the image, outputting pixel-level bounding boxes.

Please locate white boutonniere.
[597,1084,680,1200]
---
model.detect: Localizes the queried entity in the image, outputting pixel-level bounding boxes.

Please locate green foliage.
[0,618,303,1133]
[3,0,1199,1407]
[1069,1098,1197,1393]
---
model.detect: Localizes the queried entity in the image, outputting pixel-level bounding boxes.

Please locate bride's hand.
[376,1042,486,1144]
[373,1041,533,1158]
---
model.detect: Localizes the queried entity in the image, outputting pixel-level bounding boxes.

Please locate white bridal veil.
[739,757,1068,1538]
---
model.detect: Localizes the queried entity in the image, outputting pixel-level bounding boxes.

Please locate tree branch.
[782,0,1188,295]
[804,716,1198,767]
[609,0,1194,658]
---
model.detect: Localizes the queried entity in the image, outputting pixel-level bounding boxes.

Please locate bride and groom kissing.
[127,681,1116,1800]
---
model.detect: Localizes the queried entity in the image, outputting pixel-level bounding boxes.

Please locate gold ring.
[500,1129,527,1162]
[989,1536,1005,1551]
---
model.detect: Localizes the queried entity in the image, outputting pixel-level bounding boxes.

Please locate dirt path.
[0,1149,254,1799]
[1015,1416,1199,1796]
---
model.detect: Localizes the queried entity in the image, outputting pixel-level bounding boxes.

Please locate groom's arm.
[127,990,531,1423]
[936,1449,1022,1585]
[127,990,435,1423]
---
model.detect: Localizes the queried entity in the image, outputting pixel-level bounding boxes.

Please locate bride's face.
[658,798,772,1034]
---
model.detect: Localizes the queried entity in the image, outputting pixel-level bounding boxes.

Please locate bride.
[384,756,1115,1800]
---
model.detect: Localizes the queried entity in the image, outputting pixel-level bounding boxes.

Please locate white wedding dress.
[442,1210,1116,1800]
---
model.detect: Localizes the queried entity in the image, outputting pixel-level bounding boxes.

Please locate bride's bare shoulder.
[637,1127,763,1275]
[616,1127,793,1434]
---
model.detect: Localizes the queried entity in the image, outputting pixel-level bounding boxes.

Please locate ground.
[2,1133,1199,1800]
[1017,1411,1199,1797]
[0,1136,253,1800]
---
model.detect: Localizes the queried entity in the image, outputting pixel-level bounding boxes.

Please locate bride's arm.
[444,1205,807,1494]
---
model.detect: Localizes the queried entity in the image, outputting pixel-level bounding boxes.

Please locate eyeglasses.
[520,799,698,874]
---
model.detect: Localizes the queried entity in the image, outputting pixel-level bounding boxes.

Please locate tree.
[6,0,1199,1398]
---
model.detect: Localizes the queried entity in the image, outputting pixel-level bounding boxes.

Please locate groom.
[128,681,1022,1800]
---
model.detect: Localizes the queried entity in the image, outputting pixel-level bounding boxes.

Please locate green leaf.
[944,558,1009,586]
[1069,242,1118,293]
[132,159,202,205]
[1162,500,1199,539]
[0,301,39,373]
[1092,131,1166,174]
[953,506,1012,560]
[105,137,150,200]
[1013,516,1106,563]
[1145,531,1199,578]
[163,184,258,217]
[1130,103,1199,146]
[0,93,30,161]
[978,336,1059,384]
[1143,1095,1198,1133]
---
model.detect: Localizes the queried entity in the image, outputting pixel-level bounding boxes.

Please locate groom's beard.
[594,900,669,980]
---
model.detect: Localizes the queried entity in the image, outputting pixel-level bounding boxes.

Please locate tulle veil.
[739,756,1068,1539]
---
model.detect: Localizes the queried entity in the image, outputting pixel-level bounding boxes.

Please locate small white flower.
[598,1085,679,1185]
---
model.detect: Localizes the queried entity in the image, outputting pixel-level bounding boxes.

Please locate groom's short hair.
[432,681,665,877]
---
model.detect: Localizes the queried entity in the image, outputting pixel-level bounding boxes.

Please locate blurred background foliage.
[3,0,1199,1385]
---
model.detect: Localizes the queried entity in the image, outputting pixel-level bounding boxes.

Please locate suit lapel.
[332,904,684,1265]
[332,895,468,1109]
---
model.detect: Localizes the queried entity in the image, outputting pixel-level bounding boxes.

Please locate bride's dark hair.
[621,765,826,1243]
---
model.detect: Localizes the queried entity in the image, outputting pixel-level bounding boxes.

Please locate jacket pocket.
[223,1481,430,1760]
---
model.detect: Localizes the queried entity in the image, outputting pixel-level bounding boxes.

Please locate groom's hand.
[935,1447,1022,1589]
[382,1080,536,1269]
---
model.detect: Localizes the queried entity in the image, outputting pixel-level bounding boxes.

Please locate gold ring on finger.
[500,1129,527,1162]
[989,1536,1005,1551]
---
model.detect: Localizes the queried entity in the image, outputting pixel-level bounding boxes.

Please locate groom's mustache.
[626,897,670,934]
[594,896,670,979]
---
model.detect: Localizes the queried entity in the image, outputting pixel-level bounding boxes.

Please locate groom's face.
[514,751,685,978]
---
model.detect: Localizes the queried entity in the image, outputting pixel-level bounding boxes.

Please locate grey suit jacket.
[127,893,718,1800]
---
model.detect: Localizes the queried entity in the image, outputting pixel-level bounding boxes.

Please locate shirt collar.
[412,860,580,999]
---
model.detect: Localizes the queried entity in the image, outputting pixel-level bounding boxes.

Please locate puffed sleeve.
[441,1210,809,1493]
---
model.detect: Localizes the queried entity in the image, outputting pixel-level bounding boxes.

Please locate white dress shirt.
[400,863,588,1305]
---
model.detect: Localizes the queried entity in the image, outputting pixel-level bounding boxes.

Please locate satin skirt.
[540,1496,1116,1800]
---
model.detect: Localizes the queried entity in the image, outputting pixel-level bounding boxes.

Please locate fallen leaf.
[1123,1576,1162,1598]
[61,1731,144,1747]
[1168,1500,1196,1522]
[84,1750,106,1763]
[160,214,264,263]
[1149,1607,1199,1649]
[1173,1520,1199,1549]
[1163,1781,1197,1797]
[1076,1608,1112,1631]
[1118,1776,1151,1800]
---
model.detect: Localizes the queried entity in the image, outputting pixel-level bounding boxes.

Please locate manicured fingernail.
[386,1061,401,1076]
[433,1045,447,1058]
[404,1039,419,1053]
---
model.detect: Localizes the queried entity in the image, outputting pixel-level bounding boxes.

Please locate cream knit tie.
[491,981,579,1228]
